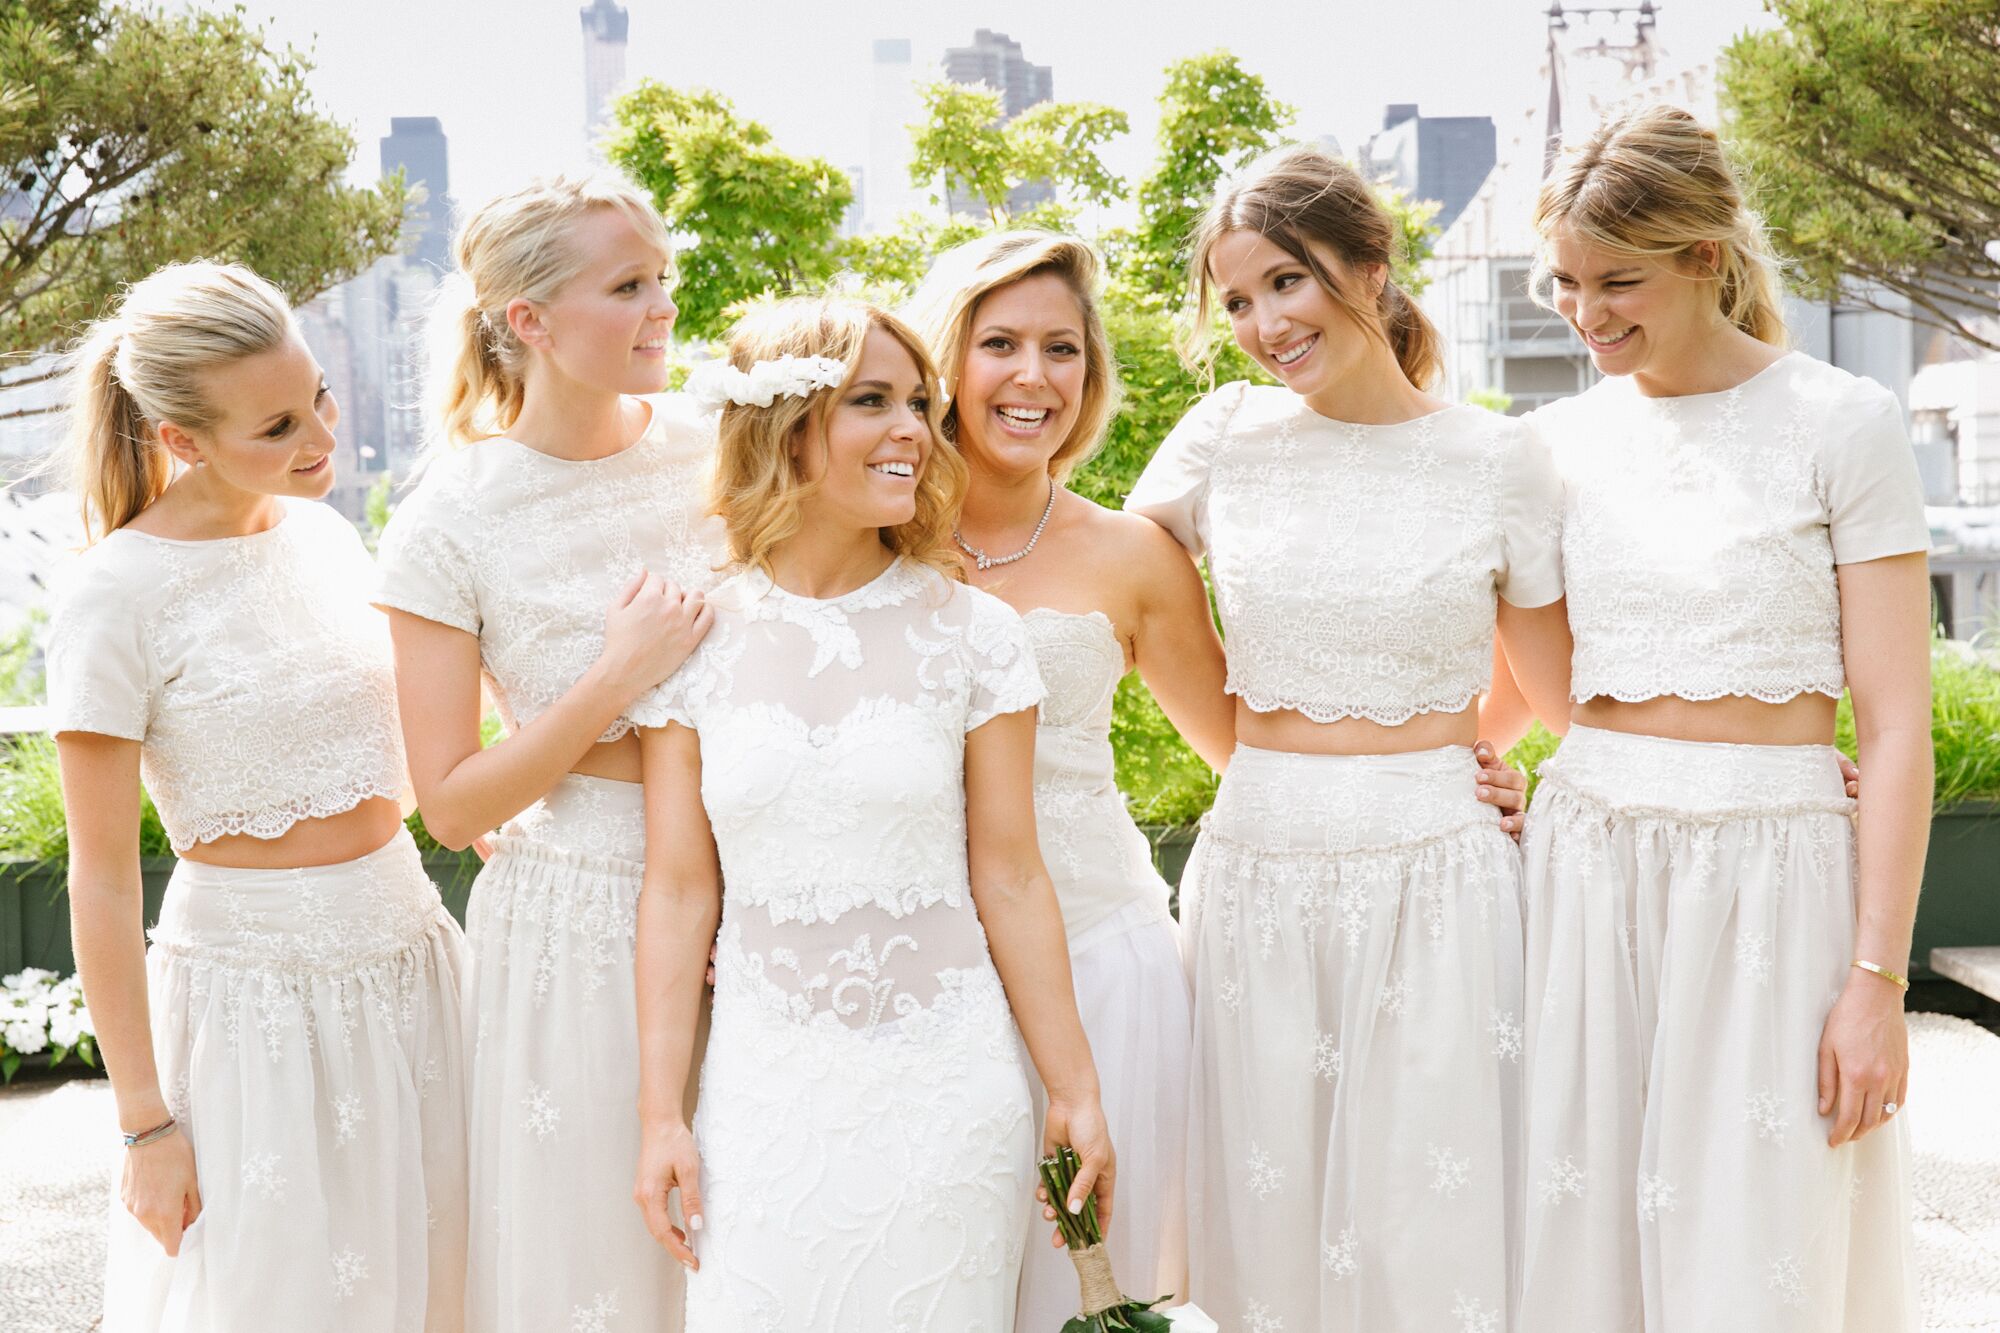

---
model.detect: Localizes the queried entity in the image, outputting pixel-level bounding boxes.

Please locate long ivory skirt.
[464,774,684,1333]
[101,828,468,1333]
[1017,896,1192,1328]
[1183,744,1523,1332]
[1518,725,1917,1332]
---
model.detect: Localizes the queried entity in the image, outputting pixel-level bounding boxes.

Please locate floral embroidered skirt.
[464,775,685,1333]
[1519,726,1916,1332]
[688,933,1034,1331]
[1017,896,1191,1331]
[1182,743,1522,1332]
[102,828,468,1332]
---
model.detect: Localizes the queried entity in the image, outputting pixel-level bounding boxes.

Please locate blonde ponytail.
[61,261,294,542]
[425,174,673,453]
[1534,104,1789,347]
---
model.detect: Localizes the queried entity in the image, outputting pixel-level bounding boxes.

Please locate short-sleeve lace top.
[45,498,405,853]
[626,557,1044,1033]
[1530,351,1931,704]
[1125,382,1564,726]
[373,393,728,741]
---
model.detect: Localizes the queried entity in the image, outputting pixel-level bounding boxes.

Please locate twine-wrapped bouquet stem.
[1036,1146,1177,1332]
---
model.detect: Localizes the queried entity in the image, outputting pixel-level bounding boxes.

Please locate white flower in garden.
[4,1014,48,1054]
[6,968,57,992]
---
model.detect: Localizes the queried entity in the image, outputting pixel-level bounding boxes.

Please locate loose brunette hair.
[709,297,965,583]
[1533,104,1789,346]
[1182,143,1443,389]
[61,261,295,543]
[426,173,673,450]
[905,230,1122,483]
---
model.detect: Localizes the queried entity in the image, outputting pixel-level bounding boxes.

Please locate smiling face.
[1210,228,1382,402]
[164,332,341,500]
[794,326,934,534]
[950,272,1088,480]
[1546,229,1726,387]
[513,205,677,394]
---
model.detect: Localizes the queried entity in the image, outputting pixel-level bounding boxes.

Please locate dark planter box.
[1913,801,2000,982]
[0,851,483,979]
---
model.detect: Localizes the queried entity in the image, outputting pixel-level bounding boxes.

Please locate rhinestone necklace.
[954,482,1057,571]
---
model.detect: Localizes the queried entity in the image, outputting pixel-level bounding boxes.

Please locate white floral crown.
[684,354,849,414]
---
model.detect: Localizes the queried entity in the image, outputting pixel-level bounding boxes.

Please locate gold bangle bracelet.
[1852,959,1910,991]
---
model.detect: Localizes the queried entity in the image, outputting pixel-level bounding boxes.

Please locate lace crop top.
[1530,352,1930,704]
[46,498,405,853]
[625,558,1044,1031]
[1125,381,1564,725]
[373,393,728,741]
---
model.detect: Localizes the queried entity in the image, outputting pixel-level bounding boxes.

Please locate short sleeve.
[624,664,699,732]
[45,559,156,742]
[373,475,480,634]
[1822,382,1930,565]
[1124,381,1246,559]
[1497,419,1565,608]
[962,590,1045,732]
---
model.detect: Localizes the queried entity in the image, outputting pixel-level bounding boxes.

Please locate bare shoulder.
[1062,490,1186,565]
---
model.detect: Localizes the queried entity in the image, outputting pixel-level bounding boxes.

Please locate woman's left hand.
[1037,1093,1116,1246]
[1818,969,1910,1146]
[1473,740,1529,839]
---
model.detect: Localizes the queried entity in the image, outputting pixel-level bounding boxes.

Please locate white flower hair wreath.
[684,354,849,414]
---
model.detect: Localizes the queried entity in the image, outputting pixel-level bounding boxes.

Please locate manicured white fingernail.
[1069,1198,1082,1214]
[690,1213,703,1231]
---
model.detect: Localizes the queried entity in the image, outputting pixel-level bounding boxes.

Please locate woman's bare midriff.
[178,795,407,870]
[1573,692,1837,747]
[570,733,644,784]
[1235,699,1480,757]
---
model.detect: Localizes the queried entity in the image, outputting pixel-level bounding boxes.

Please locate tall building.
[1361,105,1497,234]
[580,0,630,149]
[380,117,452,271]
[939,29,1054,217]
[865,39,924,232]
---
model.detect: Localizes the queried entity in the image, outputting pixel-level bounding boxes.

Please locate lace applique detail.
[45,500,405,853]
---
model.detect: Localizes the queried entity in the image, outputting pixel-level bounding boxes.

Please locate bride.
[626,295,1113,1329]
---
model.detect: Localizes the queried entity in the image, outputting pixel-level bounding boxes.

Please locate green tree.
[604,81,854,341]
[0,1,407,377]
[1124,52,1295,303]
[906,81,1129,226]
[1721,0,2000,351]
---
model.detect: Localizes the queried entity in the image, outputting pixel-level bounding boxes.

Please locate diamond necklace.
[954,482,1057,571]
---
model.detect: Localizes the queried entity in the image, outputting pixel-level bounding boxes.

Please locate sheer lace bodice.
[629,558,1044,1033]
[1126,382,1565,725]
[373,393,728,741]
[1023,608,1171,936]
[46,499,404,853]
[1530,352,1930,704]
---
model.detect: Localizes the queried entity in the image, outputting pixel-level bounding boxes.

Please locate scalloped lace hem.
[1568,680,1843,706]
[733,878,969,926]
[1228,684,1482,728]
[168,779,406,854]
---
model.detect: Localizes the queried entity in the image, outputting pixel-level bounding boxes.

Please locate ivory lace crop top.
[1125,381,1564,725]
[46,498,405,853]
[1530,352,1930,704]
[373,393,728,741]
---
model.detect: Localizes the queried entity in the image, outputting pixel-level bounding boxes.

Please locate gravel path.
[4,1013,1998,1330]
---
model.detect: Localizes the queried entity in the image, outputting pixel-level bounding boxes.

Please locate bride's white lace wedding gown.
[628,556,1044,1331]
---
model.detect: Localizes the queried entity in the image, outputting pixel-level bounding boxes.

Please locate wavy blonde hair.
[1533,104,1789,346]
[425,173,674,451]
[709,296,965,583]
[904,230,1122,483]
[1182,142,1443,389]
[60,261,295,543]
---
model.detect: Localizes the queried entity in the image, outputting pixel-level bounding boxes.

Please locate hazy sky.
[231,0,1779,219]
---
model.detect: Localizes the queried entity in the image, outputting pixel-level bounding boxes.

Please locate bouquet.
[1038,1146,1205,1332]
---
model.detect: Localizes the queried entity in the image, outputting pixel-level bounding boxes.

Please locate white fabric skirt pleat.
[101,828,468,1333]
[1017,897,1191,1330]
[463,774,684,1333]
[1519,725,1917,1333]
[1183,743,1523,1333]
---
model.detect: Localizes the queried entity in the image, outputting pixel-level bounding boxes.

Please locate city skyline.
[239,0,1780,227]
